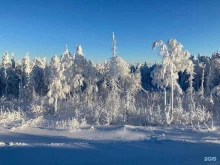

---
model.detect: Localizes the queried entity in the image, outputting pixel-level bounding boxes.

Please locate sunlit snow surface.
[0,118,220,165]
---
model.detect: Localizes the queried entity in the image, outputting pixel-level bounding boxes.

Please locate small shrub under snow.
[48,118,87,131]
[0,108,25,127]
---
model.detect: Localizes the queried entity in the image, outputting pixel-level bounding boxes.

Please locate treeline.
[0,36,219,126]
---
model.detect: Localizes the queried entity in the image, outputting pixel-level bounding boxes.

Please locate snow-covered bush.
[0,108,26,127]
[54,117,86,131]
[29,94,48,116]
[68,118,81,132]
[20,116,44,128]
[191,105,212,124]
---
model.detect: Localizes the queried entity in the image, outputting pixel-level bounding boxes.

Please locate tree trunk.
[164,88,166,108]
[5,69,8,97]
[54,98,58,113]
[170,63,174,115]
[201,69,205,97]
[5,77,8,97]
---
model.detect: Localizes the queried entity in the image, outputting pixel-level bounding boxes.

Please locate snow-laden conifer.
[19,53,33,102]
[47,55,70,113]
[2,52,11,97]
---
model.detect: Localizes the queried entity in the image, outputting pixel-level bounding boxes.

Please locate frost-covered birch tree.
[198,62,206,97]
[152,39,192,124]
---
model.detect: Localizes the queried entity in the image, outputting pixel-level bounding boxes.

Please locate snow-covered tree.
[47,55,70,113]
[152,39,192,124]
[0,52,19,99]
[84,60,98,106]
[1,52,11,97]
[2,52,11,67]
[210,58,220,88]
[198,62,206,97]
[111,32,117,57]
[19,53,33,101]
[60,45,74,96]
[151,64,169,108]
[102,32,141,124]
[67,45,87,96]
[108,56,130,79]
[61,45,72,63]
[11,53,16,69]
[73,45,87,74]
[185,60,195,103]
[31,57,47,96]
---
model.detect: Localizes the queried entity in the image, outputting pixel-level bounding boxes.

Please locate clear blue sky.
[0,0,220,64]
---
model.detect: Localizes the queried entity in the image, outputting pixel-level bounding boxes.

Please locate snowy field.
[0,117,220,165]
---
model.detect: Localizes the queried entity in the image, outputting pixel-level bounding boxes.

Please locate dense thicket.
[0,35,219,126]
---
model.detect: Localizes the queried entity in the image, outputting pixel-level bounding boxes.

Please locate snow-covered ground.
[0,117,220,165]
